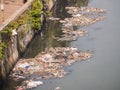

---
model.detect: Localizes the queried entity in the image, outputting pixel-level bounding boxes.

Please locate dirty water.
[1,0,120,90]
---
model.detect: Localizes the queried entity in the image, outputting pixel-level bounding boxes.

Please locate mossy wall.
[0,0,56,81]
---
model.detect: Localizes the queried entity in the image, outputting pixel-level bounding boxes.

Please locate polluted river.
[1,0,120,90]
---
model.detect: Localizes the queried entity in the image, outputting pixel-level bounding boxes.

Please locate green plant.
[1,21,18,40]
[0,21,17,60]
[0,42,6,60]
[29,0,44,30]
[0,0,49,60]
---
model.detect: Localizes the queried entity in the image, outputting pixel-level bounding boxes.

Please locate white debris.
[55,86,61,90]
[12,29,17,36]
[26,80,43,89]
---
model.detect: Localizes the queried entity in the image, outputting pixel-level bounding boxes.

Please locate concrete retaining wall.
[0,0,56,82]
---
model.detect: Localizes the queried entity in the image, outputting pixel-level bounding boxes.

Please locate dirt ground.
[0,0,25,24]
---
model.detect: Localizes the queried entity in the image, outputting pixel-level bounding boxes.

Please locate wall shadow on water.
[22,21,70,58]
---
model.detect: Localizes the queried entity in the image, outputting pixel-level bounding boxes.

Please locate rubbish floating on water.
[60,15,106,27]
[48,17,60,21]
[16,80,43,90]
[65,6,106,14]
[25,80,43,89]
[16,86,23,90]
[10,47,92,80]
[60,6,106,27]
[12,32,91,88]
[56,6,106,41]
[53,22,88,41]
[55,86,61,90]
[54,28,88,41]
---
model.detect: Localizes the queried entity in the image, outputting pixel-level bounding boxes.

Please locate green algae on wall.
[0,0,49,80]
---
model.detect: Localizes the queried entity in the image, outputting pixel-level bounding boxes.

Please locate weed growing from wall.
[0,0,49,60]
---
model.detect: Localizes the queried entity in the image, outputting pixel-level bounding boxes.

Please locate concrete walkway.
[0,0,24,24]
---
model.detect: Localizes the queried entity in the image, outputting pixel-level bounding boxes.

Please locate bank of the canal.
[0,0,57,83]
[1,0,120,90]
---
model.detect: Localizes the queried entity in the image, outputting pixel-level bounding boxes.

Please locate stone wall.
[48,0,56,11]
[0,0,56,82]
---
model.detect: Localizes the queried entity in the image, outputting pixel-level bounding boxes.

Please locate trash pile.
[10,47,92,89]
[48,17,60,21]
[55,86,61,90]
[55,26,87,41]
[16,79,43,90]
[63,6,106,26]
[66,6,105,15]
[10,47,92,80]
[53,6,106,41]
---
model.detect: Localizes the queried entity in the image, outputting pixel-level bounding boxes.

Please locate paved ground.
[0,0,24,24]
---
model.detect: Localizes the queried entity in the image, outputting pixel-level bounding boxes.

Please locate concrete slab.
[0,0,24,24]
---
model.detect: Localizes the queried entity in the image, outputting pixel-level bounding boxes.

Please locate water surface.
[36,0,120,90]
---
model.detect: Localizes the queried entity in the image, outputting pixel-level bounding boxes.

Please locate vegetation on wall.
[0,0,49,60]
[0,22,15,60]
[29,0,43,30]
[0,42,6,60]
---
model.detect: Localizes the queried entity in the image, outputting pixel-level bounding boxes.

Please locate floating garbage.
[16,80,43,90]
[60,6,106,27]
[55,29,88,41]
[16,86,23,90]
[53,22,88,41]
[48,17,60,21]
[54,20,88,41]
[65,6,106,14]
[25,80,43,89]
[55,86,61,90]
[60,15,105,27]
[10,47,92,81]
[56,6,106,41]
